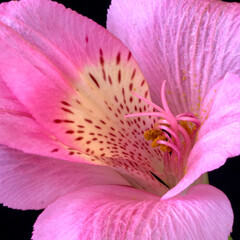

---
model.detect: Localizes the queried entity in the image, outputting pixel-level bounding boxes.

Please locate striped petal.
[32,184,233,240]
[0,145,128,210]
[163,73,240,199]
[107,0,240,115]
[0,0,169,195]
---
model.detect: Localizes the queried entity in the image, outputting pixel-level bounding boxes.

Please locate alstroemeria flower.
[0,0,240,239]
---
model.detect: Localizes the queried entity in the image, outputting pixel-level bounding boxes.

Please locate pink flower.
[0,0,239,239]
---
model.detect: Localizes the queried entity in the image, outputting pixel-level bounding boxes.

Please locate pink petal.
[0,0,170,195]
[32,184,233,240]
[107,0,240,115]
[0,78,93,163]
[163,73,240,199]
[0,145,129,210]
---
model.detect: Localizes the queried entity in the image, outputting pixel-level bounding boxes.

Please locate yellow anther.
[144,129,171,152]
[160,144,171,153]
[143,129,162,142]
[179,121,196,135]
[151,135,166,148]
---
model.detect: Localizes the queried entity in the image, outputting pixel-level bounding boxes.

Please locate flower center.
[125,81,201,171]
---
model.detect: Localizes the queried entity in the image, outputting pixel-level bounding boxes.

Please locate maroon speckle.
[129,83,133,91]
[69,151,74,155]
[77,130,84,133]
[78,125,85,128]
[66,130,74,134]
[100,120,106,125]
[95,125,102,129]
[54,119,62,123]
[118,70,121,83]
[127,51,132,61]
[89,73,100,88]
[86,141,91,144]
[131,69,136,80]
[61,101,71,106]
[102,68,106,81]
[84,119,93,124]
[114,96,118,103]
[144,91,149,98]
[61,107,74,114]
[129,96,133,103]
[75,137,83,141]
[141,79,145,86]
[100,49,104,65]
[51,148,59,153]
[63,120,74,123]
[85,36,89,43]
[116,52,121,65]
[108,75,112,85]
[76,99,81,105]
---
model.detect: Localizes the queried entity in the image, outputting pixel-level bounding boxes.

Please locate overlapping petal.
[0,78,92,162]
[163,73,240,199]
[32,184,233,240]
[107,0,240,115]
[0,0,171,195]
[0,145,128,210]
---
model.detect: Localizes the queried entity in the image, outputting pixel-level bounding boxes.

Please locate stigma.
[125,81,201,162]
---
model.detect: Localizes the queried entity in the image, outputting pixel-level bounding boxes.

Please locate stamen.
[125,81,200,166]
[125,112,170,119]
[155,124,180,147]
[156,140,181,160]
[177,125,191,155]
[131,92,165,114]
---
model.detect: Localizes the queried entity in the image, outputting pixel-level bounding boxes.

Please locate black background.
[0,0,240,239]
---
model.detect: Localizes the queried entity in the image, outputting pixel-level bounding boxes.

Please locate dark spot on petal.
[75,137,83,141]
[100,120,106,125]
[127,51,132,61]
[51,148,59,153]
[84,119,93,124]
[89,73,100,88]
[61,107,74,114]
[129,83,133,91]
[118,70,121,83]
[108,75,112,85]
[141,79,145,86]
[63,120,75,123]
[54,119,62,123]
[116,52,121,65]
[61,101,71,106]
[66,130,74,134]
[131,69,136,80]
